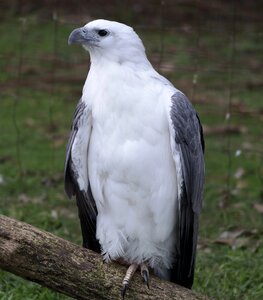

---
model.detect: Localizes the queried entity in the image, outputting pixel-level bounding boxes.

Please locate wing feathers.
[64,99,100,252]
[64,100,86,198]
[169,91,205,288]
[170,92,204,212]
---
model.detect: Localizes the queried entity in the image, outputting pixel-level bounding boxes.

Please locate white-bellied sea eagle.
[64,19,205,298]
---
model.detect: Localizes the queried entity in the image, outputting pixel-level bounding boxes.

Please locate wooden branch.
[0,214,209,300]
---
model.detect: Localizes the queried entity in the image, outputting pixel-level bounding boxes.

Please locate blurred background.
[0,1,262,299]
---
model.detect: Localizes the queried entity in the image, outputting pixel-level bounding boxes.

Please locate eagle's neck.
[88,47,152,71]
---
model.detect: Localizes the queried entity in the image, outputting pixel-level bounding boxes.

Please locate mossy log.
[0,214,209,300]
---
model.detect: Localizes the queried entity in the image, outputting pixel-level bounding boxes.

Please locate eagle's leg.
[121,262,150,298]
[121,263,138,299]
[140,262,150,288]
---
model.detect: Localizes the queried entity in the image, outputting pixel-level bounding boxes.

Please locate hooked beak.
[68,27,98,45]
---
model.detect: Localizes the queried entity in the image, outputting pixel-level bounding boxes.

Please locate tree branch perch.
[0,214,209,299]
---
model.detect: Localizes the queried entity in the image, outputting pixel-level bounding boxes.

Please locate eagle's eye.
[98,29,109,37]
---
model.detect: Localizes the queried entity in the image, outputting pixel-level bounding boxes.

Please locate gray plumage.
[64,100,100,251]
[169,91,205,287]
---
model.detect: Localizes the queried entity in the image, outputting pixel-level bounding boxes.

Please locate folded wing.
[64,99,100,252]
[168,91,205,288]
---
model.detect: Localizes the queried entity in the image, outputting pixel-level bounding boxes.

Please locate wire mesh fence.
[1,1,262,198]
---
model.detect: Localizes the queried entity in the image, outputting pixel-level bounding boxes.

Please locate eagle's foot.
[121,262,150,298]
[121,263,138,299]
[140,263,150,288]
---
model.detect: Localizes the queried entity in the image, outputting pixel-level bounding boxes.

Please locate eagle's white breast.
[85,61,179,274]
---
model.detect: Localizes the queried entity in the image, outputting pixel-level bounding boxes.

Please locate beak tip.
[68,27,83,46]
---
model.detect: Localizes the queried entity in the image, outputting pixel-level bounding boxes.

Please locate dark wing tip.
[64,162,76,199]
[170,185,198,289]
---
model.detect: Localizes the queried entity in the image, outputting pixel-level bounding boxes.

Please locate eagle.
[64,19,205,297]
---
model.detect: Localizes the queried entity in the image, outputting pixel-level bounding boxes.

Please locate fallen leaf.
[219,230,245,239]
[214,238,235,247]
[214,228,261,250]
[234,168,245,179]
[253,203,263,214]
[18,193,46,204]
[18,193,30,203]
[214,229,245,247]
[236,180,247,190]
[24,118,36,128]
[203,247,212,254]
[51,210,58,219]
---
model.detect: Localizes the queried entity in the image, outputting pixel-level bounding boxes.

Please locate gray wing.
[64,99,100,252]
[169,91,205,288]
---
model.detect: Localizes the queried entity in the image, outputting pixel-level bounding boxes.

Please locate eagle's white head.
[68,19,150,66]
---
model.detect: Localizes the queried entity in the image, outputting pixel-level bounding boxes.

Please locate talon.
[142,269,150,288]
[140,263,150,289]
[121,283,128,299]
[120,263,138,298]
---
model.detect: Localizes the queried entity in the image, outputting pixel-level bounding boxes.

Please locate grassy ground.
[0,14,263,300]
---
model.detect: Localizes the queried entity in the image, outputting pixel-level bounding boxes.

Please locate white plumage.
[65,19,205,290]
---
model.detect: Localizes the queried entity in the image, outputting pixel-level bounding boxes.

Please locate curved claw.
[121,283,128,299]
[142,269,150,289]
[121,263,138,299]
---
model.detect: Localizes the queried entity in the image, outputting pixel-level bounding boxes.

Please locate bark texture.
[0,214,209,300]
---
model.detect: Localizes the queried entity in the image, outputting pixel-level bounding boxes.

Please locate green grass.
[0,14,263,300]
